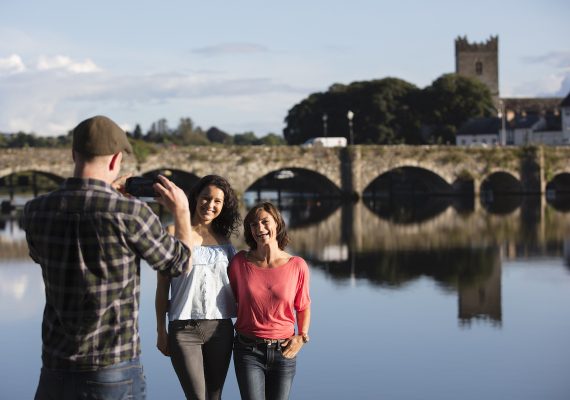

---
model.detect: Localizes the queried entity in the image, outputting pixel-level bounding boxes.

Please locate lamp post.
[347,110,354,145]
[322,113,328,137]
[498,100,506,146]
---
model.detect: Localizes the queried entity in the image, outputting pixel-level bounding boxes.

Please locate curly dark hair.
[188,175,241,239]
[243,202,290,250]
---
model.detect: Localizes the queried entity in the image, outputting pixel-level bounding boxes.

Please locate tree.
[416,73,495,143]
[206,127,233,144]
[234,131,258,145]
[283,78,420,145]
[283,74,494,145]
[133,124,143,140]
[257,133,286,146]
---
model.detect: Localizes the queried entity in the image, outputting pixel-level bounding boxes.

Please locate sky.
[0,0,569,137]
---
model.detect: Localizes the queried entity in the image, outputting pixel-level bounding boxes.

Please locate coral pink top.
[229,251,311,339]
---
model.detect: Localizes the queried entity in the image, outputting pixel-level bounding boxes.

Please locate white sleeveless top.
[168,244,237,321]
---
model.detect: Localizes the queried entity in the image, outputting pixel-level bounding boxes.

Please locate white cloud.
[557,72,570,96]
[0,54,26,74]
[0,63,307,136]
[36,55,101,73]
[522,51,570,69]
[503,71,570,98]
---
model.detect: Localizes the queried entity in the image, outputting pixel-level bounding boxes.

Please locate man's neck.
[73,166,113,184]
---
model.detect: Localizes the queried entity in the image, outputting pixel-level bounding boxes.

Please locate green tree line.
[0,118,285,149]
[283,73,495,145]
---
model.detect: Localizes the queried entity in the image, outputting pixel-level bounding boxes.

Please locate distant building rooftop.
[511,114,542,129]
[457,117,502,136]
[561,92,570,108]
[501,97,562,115]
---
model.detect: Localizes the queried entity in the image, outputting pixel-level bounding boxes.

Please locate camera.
[125,176,159,197]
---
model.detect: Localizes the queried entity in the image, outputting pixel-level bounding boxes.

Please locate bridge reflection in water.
[3,167,570,328]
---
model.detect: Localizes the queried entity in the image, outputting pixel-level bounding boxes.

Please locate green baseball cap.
[72,115,133,156]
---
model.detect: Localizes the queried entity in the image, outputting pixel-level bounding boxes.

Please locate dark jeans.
[34,357,146,400]
[233,334,297,400]
[168,318,234,400]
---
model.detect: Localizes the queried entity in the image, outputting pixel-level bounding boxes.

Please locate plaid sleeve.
[21,200,40,263]
[127,203,190,276]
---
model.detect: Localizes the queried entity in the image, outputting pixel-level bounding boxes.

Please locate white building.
[456,117,501,147]
[457,91,570,147]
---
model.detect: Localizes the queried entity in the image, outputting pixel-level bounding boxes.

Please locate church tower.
[455,35,499,104]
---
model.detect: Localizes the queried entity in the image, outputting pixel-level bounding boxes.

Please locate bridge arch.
[243,168,341,228]
[480,171,523,195]
[0,170,64,200]
[363,166,453,197]
[0,170,64,184]
[479,171,523,215]
[545,173,570,211]
[139,167,200,194]
[546,172,570,193]
[362,166,454,224]
[245,167,341,198]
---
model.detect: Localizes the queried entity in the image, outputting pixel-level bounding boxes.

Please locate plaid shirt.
[21,178,190,370]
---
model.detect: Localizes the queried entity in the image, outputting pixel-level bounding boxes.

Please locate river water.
[1,193,569,399]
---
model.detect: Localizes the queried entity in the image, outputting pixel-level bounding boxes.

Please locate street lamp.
[322,113,328,137]
[498,100,506,146]
[347,110,354,145]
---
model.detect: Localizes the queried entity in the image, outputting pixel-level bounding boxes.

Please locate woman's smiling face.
[195,185,224,223]
[249,210,277,246]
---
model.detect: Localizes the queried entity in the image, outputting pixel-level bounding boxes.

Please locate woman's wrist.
[298,332,310,344]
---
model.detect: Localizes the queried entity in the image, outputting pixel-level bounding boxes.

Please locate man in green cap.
[21,115,192,399]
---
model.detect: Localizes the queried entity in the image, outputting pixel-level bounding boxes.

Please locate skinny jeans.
[233,334,297,400]
[168,318,234,400]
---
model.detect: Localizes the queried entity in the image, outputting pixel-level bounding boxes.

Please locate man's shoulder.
[23,190,60,211]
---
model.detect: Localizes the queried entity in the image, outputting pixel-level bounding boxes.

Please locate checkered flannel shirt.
[21,178,190,370]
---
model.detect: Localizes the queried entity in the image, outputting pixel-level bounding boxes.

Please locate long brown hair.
[188,175,241,239]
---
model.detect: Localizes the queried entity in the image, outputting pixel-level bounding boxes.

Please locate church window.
[475,61,483,75]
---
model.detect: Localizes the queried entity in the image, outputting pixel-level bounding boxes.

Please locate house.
[456,117,503,147]
[530,114,566,145]
[511,115,543,145]
[456,91,570,147]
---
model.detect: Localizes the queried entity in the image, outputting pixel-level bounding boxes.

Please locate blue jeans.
[233,334,296,400]
[34,358,146,400]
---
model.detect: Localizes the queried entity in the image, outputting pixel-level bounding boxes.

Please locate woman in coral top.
[229,202,311,400]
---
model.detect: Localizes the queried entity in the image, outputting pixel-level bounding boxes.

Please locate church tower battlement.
[455,35,499,103]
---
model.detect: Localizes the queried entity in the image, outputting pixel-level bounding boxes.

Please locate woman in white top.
[155,175,241,400]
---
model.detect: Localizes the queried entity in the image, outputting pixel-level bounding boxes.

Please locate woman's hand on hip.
[281,335,304,359]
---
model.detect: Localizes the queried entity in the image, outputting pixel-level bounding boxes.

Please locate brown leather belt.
[237,332,285,346]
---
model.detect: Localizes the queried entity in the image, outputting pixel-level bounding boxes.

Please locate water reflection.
[4,189,570,399]
[4,190,570,329]
[363,194,456,224]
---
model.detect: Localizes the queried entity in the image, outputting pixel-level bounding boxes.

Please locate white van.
[302,137,347,148]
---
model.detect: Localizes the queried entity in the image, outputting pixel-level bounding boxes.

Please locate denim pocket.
[83,378,133,399]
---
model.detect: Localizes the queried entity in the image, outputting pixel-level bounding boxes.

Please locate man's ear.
[109,152,122,171]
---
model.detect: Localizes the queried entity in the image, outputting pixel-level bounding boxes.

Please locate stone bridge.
[3,145,570,196]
